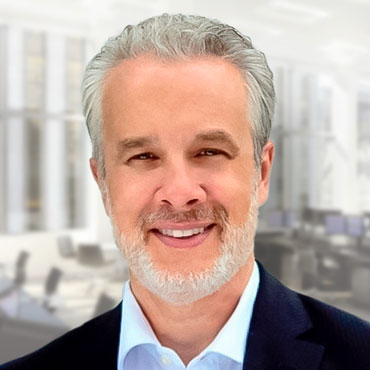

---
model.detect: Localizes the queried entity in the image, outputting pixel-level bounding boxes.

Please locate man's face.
[92,55,273,304]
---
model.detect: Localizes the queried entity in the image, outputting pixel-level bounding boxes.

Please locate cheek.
[107,172,156,229]
[207,170,255,224]
[213,187,252,225]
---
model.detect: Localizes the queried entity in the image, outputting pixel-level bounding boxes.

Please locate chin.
[113,209,257,305]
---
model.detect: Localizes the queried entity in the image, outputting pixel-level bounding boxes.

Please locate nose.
[154,161,207,210]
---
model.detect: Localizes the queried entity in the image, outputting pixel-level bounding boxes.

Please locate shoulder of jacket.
[297,292,370,358]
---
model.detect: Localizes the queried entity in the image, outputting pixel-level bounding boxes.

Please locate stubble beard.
[104,177,259,306]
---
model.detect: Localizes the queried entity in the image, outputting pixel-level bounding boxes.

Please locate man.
[1,13,370,370]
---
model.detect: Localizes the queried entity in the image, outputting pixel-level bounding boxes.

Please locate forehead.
[103,54,246,94]
[101,55,250,142]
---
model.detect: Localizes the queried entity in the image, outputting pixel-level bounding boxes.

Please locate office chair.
[43,267,63,313]
[77,244,115,267]
[0,251,30,318]
[0,251,30,300]
[14,251,30,287]
[57,235,76,258]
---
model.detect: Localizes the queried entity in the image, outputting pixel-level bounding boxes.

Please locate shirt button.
[160,354,172,366]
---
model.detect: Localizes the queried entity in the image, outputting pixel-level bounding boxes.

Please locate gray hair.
[82,13,275,177]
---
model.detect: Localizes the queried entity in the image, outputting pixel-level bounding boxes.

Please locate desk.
[350,252,370,306]
[255,231,299,288]
[0,277,69,364]
[314,243,356,291]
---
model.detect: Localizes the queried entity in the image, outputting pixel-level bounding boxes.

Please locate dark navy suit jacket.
[1,263,370,370]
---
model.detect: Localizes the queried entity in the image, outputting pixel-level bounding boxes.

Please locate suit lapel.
[244,263,325,370]
[84,302,122,369]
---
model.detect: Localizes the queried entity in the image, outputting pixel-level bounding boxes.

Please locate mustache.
[137,204,229,230]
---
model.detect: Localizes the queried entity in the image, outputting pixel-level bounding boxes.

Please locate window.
[24,31,45,230]
[358,89,370,210]
[1,29,88,232]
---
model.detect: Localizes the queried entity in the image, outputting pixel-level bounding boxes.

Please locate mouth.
[150,223,216,249]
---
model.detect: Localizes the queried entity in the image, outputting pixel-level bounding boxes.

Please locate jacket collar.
[243,262,325,370]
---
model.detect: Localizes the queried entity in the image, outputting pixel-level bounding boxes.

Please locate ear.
[90,158,110,216]
[90,157,100,184]
[257,140,274,206]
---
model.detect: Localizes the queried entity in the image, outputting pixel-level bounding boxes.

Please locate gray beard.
[105,180,259,306]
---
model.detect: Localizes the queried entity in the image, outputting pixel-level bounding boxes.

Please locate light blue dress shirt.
[117,261,260,370]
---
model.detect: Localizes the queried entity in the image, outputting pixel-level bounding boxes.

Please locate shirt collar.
[117,261,260,369]
[197,261,259,364]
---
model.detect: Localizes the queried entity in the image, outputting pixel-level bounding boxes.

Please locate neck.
[130,256,255,366]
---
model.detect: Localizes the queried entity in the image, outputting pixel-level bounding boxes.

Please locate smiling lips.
[150,223,216,248]
[158,227,205,238]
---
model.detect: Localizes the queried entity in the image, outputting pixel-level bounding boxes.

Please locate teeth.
[159,227,205,238]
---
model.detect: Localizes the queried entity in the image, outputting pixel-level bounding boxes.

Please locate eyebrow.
[116,135,159,161]
[194,129,240,155]
[116,129,240,160]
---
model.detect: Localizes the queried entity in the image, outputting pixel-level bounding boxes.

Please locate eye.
[198,149,224,157]
[130,152,157,161]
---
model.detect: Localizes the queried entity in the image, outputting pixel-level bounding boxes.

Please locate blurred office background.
[1,0,370,363]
